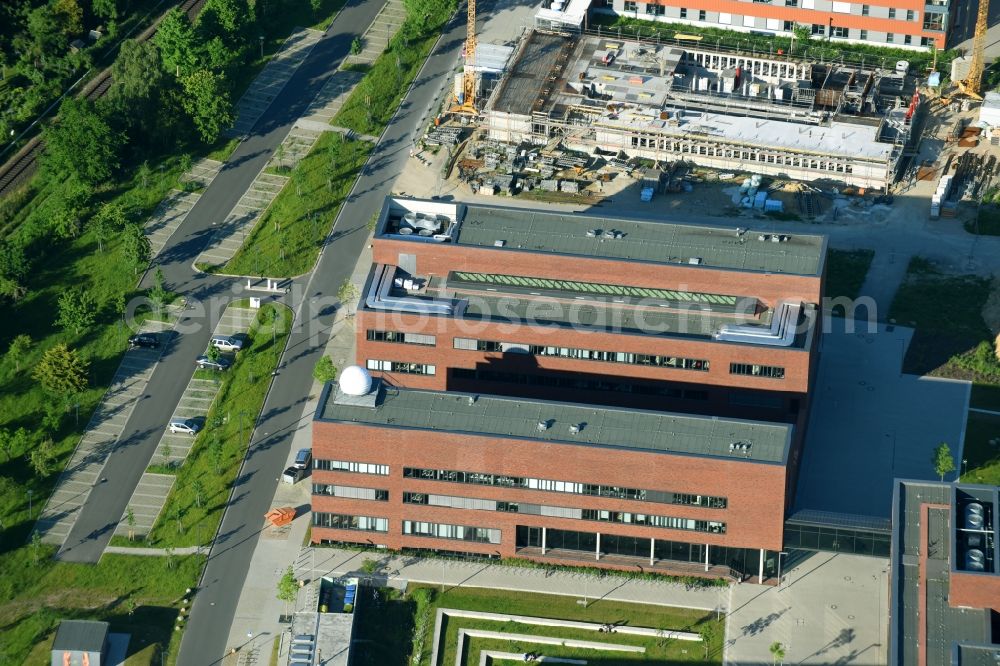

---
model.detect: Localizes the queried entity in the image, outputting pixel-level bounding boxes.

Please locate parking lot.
[36,319,174,545]
[114,472,175,539]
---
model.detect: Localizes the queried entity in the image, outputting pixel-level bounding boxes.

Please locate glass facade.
[783,523,891,557]
[454,337,710,372]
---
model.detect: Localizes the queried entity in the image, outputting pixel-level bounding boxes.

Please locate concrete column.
[542,527,547,555]
[596,533,601,561]
[704,544,710,572]
[650,538,655,566]
[758,548,765,584]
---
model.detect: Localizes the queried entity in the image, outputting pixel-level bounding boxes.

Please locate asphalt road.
[176,7,471,663]
[54,0,386,563]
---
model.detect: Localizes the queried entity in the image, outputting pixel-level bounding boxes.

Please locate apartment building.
[603,0,948,49]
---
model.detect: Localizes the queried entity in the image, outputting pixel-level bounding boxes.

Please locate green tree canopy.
[933,441,956,481]
[109,39,164,117]
[312,356,337,384]
[33,343,89,396]
[180,69,233,143]
[57,288,97,335]
[52,0,83,37]
[42,98,122,186]
[154,8,199,76]
[0,239,30,301]
[6,334,33,373]
[92,0,118,20]
[120,222,151,274]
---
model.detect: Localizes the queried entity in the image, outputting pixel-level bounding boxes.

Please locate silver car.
[168,418,200,435]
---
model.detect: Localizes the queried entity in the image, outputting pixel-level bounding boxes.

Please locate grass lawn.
[824,249,874,303]
[134,303,292,548]
[0,547,204,665]
[353,585,722,666]
[219,134,371,277]
[333,24,445,136]
[961,412,1000,486]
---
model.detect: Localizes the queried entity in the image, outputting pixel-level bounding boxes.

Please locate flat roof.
[890,480,993,666]
[52,620,109,653]
[451,203,825,276]
[317,380,792,463]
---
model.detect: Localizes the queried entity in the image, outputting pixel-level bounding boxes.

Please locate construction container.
[753,191,768,209]
[764,199,784,212]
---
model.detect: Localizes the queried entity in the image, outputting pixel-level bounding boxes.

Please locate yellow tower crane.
[452,0,479,114]
[959,0,990,99]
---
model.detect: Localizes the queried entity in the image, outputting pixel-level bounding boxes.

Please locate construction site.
[447,29,926,196]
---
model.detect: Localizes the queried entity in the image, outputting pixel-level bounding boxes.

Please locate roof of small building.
[316,381,792,464]
[51,620,109,653]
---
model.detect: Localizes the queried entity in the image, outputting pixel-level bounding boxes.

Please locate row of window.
[313,484,389,501]
[403,520,501,544]
[314,459,390,475]
[366,330,436,346]
[730,362,785,379]
[453,337,709,371]
[366,359,436,376]
[313,512,388,532]
[403,467,727,508]
[452,367,710,400]
[402,492,726,533]
[629,136,861,173]
[632,0,917,20]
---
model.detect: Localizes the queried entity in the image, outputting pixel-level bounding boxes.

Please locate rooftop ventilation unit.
[586,229,599,238]
[537,420,551,432]
[467,395,477,405]
[569,424,581,434]
[688,257,703,265]
[494,240,506,247]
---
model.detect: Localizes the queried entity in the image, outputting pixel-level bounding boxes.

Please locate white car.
[211,335,244,352]
[168,418,200,435]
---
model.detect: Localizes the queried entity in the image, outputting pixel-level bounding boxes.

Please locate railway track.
[0,0,207,199]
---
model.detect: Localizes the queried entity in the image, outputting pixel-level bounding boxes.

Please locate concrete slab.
[794,318,971,519]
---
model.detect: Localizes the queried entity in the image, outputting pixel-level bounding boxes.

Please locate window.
[647,3,665,14]
[785,0,797,5]
[811,23,825,35]
[366,330,436,346]
[831,26,848,38]
[888,8,895,18]
[366,359,435,375]
[719,12,731,23]
[906,9,915,20]
[313,513,388,532]
[861,4,869,15]
[831,0,850,12]
[623,0,637,10]
[783,20,795,30]
[860,29,868,40]
[403,468,727,508]
[313,484,389,501]
[314,459,390,475]
[903,34,911,44]
[743,15,755,26]
[403,520,501,544]
[886,32,894,42]
[730,362,785,379]
[678,7,686,17]
[923,13,944,30]
[699,9,706,19]
[920,36,930,46]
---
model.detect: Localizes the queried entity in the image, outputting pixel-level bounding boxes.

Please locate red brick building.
[359,198,825,426]
[312,373,792,582]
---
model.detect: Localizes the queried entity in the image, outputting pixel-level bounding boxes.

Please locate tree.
[31,531,43,565]
[792,24,811,49]
[192,478,204,508]
[180,70,233,143]
[109,40,164,127]
[42,98,122,186]
[313,356,337,383]
[137,161,152,189]
[57,288,97,335]
[0,239,29,301]
[933,441,956,481]
[126,506,136,541]
[6,334,32,372]
[276,565,297,616]
[149,267,168,314]
[28,437,56,477]
[0,430,12,462]
[154,8,198,76]
[209,436,224,474]
[92,0,118,20]
[52,0,84,37]
[338,279,358,311]
[769,641,786,665]
[206,345,221,363]
[698,624,716,659]
[91,200,129,253]
[121,222,151,274]
[34,343,89,396]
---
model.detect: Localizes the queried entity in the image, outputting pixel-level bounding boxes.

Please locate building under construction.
[482,31,922,190]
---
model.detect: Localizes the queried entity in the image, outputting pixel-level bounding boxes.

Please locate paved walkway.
[36,318,176,546]
[229,28,325,137]
[105,545,203,556]
[180,157,224,189]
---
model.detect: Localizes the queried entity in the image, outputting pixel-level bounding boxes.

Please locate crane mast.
[961,0,989,98]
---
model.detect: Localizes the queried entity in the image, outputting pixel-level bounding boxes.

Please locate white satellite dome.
[339,365,373,396]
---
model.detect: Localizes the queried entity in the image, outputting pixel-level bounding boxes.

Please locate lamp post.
[259,36,264,60]
[961,458,968,481]
[27,489,33,519]
[777,551,788,588]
